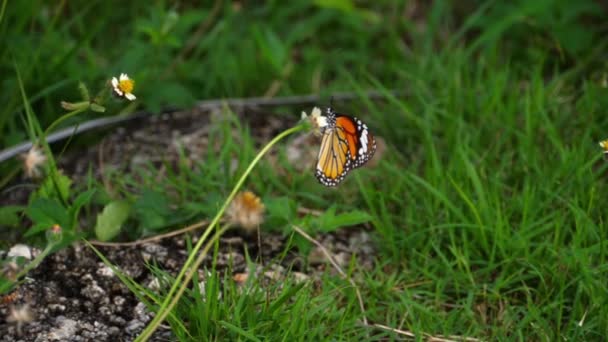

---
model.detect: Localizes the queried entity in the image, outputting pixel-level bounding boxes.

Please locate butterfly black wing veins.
[314,107,376,187]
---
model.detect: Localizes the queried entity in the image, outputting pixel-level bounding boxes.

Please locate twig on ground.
[90,220,210,247]
[296,206,324,217]
[371,323,483,342]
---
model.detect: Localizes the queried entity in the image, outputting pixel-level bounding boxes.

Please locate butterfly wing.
[315,114,376,186]
[335,115,376,168]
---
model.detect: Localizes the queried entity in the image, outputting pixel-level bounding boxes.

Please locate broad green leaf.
[0,205,23,227]
[265,196,296,231]
[32,172,72,202]
[316,207,372,232]
[26,198,69,227]
[0,275,16,295]
[25,222,55,237]
[95,200,131,242]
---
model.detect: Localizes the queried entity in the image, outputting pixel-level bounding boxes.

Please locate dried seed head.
[226,191,265,233]
[20,145,47,179]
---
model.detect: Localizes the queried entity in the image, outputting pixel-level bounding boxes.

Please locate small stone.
[47,304,66,313]
[233,272,248,284]
[96,263,115,277]
[133,302,150,322]
[113,296,126,306]
[81,282,106,302]
[47,317,78,341]
[125,320,145,335]
[8,244,32,260]
[263,270,282,281]
[98,305,111,316]
[292,272,309,284]
[108,326,121,336]
[141,243,168,262]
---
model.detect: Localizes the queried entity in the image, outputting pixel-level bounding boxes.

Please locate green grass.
[2,0,608,340]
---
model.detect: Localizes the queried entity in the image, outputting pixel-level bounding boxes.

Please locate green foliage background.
[1,0,608,340]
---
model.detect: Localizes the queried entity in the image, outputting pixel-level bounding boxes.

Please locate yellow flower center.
[119,79,135,94]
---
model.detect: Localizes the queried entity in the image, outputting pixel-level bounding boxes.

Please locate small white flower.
[599,139,608,155]
[302,107,328,136]
[309,107,327,129]
[111,73,136,101]
[20,145,47,179]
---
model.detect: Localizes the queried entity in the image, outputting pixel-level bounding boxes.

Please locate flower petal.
[125,93,136,101]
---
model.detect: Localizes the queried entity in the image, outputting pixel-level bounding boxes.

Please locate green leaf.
[315,206,372,232]
[265,196,296,231]
[72,189,96,210]
[143,82,194,113]
[32,172,72,202]
[78,81,90,101]
[25,198,69,237]
[253,27,287,73]
[314,0,355,12]
[95,200,131,241]
[26,198,69,226]
[217,321,262,342]
[69,189,96,224]
[0,275,16,295]
[134,190,172,231]
[0,205,23,227]
[25,222,55,237]
[90,103,106,112]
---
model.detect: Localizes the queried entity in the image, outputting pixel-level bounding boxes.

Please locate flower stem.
[44,107,87,138]
[0,241,58,294]
[136,123,307,341]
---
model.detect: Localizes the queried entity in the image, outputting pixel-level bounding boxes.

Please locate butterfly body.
[315,107,376,186]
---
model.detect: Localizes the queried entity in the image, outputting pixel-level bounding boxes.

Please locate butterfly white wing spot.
[359,127,369,155]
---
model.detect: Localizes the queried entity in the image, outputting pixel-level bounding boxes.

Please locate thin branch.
[371,323,483,342]
[292,225,368,326]
[296,206,324,217]
[90,220,210,247]
[0,90,402,163]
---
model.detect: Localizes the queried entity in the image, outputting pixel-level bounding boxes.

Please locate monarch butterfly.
[315,107,376,186]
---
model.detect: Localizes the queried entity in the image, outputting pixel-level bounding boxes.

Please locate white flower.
[301,107,328,135]
[599,139,608,154]
[20,145,47,178]
[111,73,136,101]
[309,107,327,128]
